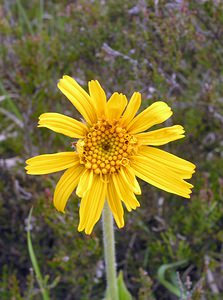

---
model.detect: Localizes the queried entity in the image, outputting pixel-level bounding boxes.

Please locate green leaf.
[103,272,133,300]
[117,271,133,300]
[157,260,188,298]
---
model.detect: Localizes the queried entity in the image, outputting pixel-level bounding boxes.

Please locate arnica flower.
[25,76,195,234]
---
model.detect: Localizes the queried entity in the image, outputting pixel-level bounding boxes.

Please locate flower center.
[77,119,138,175]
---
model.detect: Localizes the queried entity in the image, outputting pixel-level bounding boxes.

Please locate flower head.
[25,76,195,234]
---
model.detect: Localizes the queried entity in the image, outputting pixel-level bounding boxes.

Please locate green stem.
[102,201,119,300]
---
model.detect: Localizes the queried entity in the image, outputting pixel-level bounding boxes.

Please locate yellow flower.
[25,75,195,234]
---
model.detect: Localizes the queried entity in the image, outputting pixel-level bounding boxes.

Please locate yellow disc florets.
[77,119,138,175]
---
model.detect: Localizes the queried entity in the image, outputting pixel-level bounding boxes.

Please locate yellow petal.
[88,80,107,118]
[120,167,141,195]
[25,152,79,174]
[131,154,194,198]
[136,125,185,146]
[107,181,124,228]
[121,92,141,126]
[57,75,97,125]
[127,101,172,134]
[38,113,88,138]
[107,92,128,120]
[78,175,107,234]
[76,169,94,197]
[53,165,84,212]
[138,146,195,179]
[112,172,140,211]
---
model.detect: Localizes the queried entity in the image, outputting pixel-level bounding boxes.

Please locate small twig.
[0,157,23,168]
[14,179,32,200]
[0,131,18,142]
[151,215,166,232]
[0,107,24,128]
[185,276,192,300]
[102,43,138,66]
[176,272,185,300]
[205,255,219,294]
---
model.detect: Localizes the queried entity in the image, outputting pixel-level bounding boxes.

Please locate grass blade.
[16,0,34,35]
[27,207,50,300]
[0,80,22,120]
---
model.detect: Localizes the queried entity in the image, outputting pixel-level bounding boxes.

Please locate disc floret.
[77,119,138,175]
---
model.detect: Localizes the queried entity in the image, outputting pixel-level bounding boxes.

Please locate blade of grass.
[0,80,22,120]
[0,108,23,128]
[16,0,34,36]
[27,207,50,300]
[39,0,44,32]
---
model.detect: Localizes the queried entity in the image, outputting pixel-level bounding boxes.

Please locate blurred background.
[0,0,223,299]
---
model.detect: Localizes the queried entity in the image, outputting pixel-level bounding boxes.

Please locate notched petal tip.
[57,75,73,84]
[57,78,63,88]
[25,157,33,165]
[26,171,32,175]
[63,74,71,80]
[184,193,192,199]
[131,151,195,198]
[85,228,93,235]
[38,112,49,119]
[116,221,125,229]
[25,165,31,172]
[55,207,65,214]
[78,224,93,235]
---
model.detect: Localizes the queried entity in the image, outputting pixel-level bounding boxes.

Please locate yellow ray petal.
[107,92,128,120]
[127,101,172,134]
[57,75,97,125]
[121,92,141,126]
[112,172,140,211]
[131,154,194,198]
[78,175,107,234]
[88,80,107,118]
[53,165,84,212]
[38,113,88,138]
[76,169,94,197]
[138,146,195,179]
[120,167,141,195]
[107,181,124,228]
[136,125,185,146]
[25,152,79,175]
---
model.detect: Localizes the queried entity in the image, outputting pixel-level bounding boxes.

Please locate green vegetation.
[1,0,223,299]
